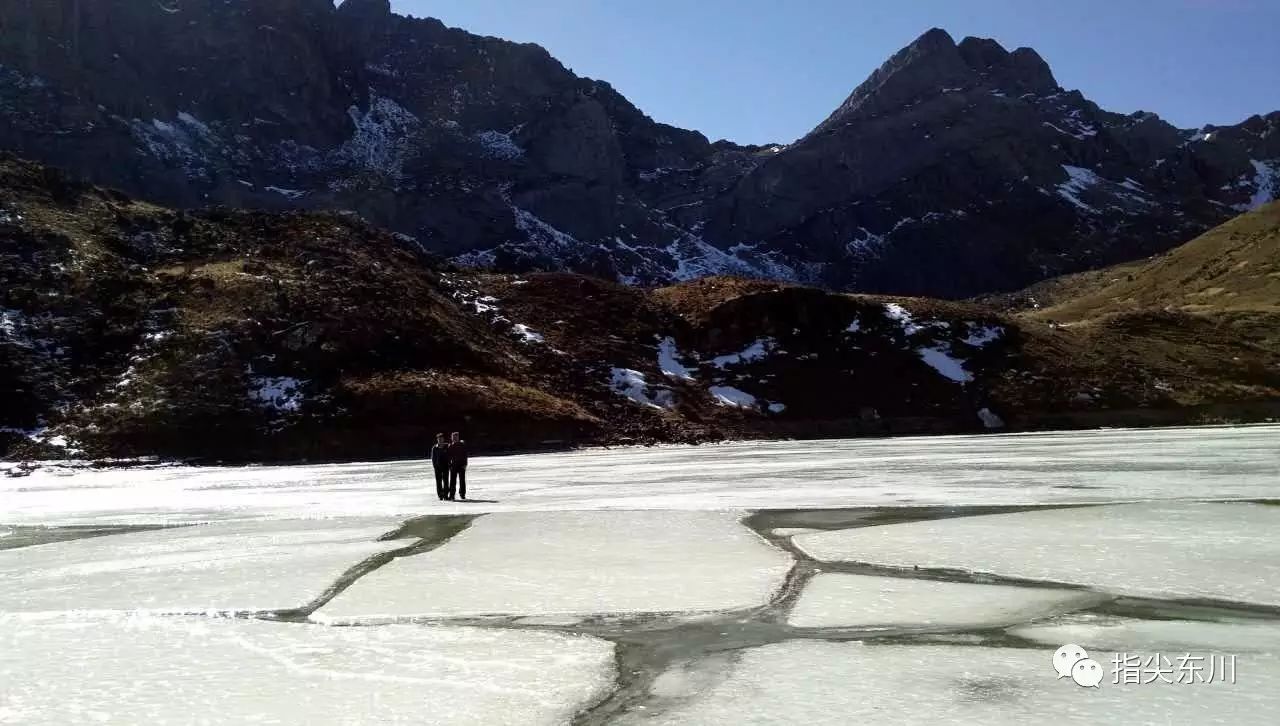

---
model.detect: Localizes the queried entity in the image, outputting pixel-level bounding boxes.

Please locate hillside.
[0,2,1276,298]
[3,156,1278,464]
[1016,201,1280,320]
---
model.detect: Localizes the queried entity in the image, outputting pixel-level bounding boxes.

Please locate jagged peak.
[957,36,1058,94]
[909,27,959,52]
[957,36,1010,70]
[810,28,973,133]
[337,0,392,19]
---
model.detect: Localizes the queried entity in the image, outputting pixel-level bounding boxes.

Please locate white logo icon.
[1053,644,1089,679]
[1071,658,1104,688]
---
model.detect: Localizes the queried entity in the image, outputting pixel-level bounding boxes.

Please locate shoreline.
[5,417,1278,475]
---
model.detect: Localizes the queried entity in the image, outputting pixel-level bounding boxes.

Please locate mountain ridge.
[0,4,1277,298]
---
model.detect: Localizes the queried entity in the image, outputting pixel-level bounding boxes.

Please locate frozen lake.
[3,425,1280,724]
[4,424,1279,525]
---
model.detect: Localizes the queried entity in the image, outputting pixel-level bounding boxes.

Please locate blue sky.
[388,0,1280,145]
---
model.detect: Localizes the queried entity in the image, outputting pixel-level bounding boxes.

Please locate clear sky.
[388,0,1280,145]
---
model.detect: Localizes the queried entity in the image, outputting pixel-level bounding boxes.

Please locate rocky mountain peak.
[337,0,392,20]
[812,28,974,132]
[957,36,1058,93]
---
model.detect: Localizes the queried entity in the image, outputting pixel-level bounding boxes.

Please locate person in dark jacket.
[447,431,469,501]
[430,433,451,501]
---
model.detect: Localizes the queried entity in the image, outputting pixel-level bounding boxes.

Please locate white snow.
[656,337,696,380]
[709,385,759,409]
[794,502,1280,607]
[334,93,420,181]
[1057,165,1102,212]
[314,511,792,621]
[1235,159,1279,211]
[609,367,672,409]
[844,228,886,259]
[710,338,775,368]
[0,519,407,615]
[845,318,861,333]
[129,111,223,175]
[511,323,544,344]
[0,308,22,337]
[248,375,306,412]
[4,425,1279,524]
[883,302,921,335]
[767,402,787,414]
[622,641,1280,725]
[964,323,1003,347]
[263,185,306,199]
[0,616,615,726]
[788,574,1099,629]
[662,236,821,286]
[977,407,1006,429]
[916,346,973,383]
[473,130,524,160]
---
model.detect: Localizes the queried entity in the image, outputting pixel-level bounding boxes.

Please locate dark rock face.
[1,8,1277,298]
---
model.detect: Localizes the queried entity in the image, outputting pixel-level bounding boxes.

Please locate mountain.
[1,2,1277,299]
[3,156,1276,464]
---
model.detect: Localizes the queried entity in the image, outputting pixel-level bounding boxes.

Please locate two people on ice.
[431,431,470,501]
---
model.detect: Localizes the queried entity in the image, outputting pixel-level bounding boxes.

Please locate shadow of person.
[454,499,500,504]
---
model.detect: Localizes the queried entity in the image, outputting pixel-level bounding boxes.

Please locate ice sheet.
[794,503,1280,607]
[0,519,407,615]
[4,425,1279,524]
[621,641,1280,725]
[787,574,1098,629]
[315,511,792,621]
[0,616,614,726]
[1011,614,1280,654]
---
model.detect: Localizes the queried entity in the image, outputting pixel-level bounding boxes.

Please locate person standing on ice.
[430,433,451,501]
[447,431,469,501]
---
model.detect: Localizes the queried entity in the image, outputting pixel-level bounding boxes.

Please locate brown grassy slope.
[0,155,612,459]
[986,203,1280,415]
[1028,201,1280,320]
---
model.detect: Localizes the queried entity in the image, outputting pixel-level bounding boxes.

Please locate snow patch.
[512,324,544,344]
[263,186,306,199]
[129,111,223,178]
[977,407,1005,429]
[1056,165,1101,213]
[883,303,922,335]
[844,228,886,260]
[473,130,524,160]
[0,309,21,337]
[334,93,420,182]
[963,323,1004,347]
[710,338,775,368]
[709,385,758,409]
[657,337,696,381]
[916,347,973,384]
[609,368,673,410]
[1234,159,1279,211]
[249,375,306,413]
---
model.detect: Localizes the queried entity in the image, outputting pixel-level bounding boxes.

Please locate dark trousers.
[449,465,467,500]
[433,466,449,500]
